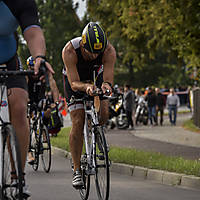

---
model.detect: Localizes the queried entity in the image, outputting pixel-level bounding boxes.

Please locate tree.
[86,0,200,87]
[18,0,82,92]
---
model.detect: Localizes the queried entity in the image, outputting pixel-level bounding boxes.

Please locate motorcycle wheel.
[116,114,128,129]
[142,114,148,125]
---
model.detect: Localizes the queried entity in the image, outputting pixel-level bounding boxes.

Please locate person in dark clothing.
[155,88,165,126]
[145,87,157,125]
[123,84,134,129]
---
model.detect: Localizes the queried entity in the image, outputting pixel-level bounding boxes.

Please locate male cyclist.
[62,22,116,189]
[0,0,54,198]
[26,56,59,164]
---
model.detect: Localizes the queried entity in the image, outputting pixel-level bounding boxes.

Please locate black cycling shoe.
[11,179,31,199]
[72,170,84,189]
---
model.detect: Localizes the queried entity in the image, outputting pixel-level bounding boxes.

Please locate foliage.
[182,119,200,133]
[18,0,83,93]
[86,0,200,87]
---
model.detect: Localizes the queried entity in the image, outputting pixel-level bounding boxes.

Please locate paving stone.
[147,169,164,182]
[163,171,182,186]
[133,166,147,179]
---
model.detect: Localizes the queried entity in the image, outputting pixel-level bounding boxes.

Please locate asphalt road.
[25,150,200,200]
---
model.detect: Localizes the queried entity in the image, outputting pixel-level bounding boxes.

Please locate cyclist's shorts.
[1,54,28,91]
[63,74,103,113]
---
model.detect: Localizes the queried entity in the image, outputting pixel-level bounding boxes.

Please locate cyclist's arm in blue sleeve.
[3,0,40,32]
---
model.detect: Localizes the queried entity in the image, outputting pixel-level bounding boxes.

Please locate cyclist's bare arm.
[62,42,93,93]
[101,43,116,92]
[24,27,55,75]
[47,71,59,102]
[24,27,46,60]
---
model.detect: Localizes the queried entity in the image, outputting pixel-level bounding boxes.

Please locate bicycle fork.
[83,116,96,176]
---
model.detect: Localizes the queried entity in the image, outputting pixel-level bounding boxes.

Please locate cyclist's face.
[83,48,99,61]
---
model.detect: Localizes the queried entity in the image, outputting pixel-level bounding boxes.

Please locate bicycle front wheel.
[78,153,91,200]
[95,127,110,200]
[79,167,90,200]
[41,125,51,173]
[0,124,23,200]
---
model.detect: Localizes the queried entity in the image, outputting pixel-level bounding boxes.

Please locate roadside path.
[62,109,200,190]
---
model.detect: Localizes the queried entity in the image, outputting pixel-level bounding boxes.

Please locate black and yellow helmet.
[82,22,107,54]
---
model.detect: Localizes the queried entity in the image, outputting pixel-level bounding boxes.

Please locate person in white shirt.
[166,88,180,125]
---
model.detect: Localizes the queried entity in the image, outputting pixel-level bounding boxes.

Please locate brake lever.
[38,60,50,88]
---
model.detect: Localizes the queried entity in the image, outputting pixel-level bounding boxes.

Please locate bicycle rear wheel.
[95,127,110,200]
[0,124,23,200]
[41,125,51,173]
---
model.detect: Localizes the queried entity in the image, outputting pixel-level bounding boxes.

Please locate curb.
[52,147,200,191]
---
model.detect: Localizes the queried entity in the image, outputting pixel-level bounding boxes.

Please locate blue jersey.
[0,0,39,64]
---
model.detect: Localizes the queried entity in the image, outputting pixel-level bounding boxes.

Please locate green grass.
[51,127,71,151]
[51,127,200,177]
[182,119,200,133]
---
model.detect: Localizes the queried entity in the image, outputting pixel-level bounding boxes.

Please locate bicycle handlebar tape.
[94,96,100,112]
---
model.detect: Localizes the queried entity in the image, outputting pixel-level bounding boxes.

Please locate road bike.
[28,64,52,173]
[71,89,111,200]
[28,100,51,173]
[0,66,33,200]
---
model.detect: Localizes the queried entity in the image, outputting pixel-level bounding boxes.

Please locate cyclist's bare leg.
[8,88,29,173]
[69,108,85,171]
[99,100,109,124]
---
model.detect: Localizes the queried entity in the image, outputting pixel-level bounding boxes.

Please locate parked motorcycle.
[135,98,148,125]
[107,92,129,129]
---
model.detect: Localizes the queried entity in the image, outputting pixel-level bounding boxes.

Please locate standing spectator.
[123,84,134,130]
[134,88,140,109]
[145,87,157,125]
[155,88,165,126]
[131,88,136,126]
[166,88,180,125]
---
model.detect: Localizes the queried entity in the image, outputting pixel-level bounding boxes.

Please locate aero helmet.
[82,22,107,54]
[26,56,35,67]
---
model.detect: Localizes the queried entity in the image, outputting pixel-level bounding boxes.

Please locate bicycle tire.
[79,117,92,200]
[94,127,110,200]
[0,124,23,200]
[79,167,90,200]
[31,127,40,171]
[41,125,51,173]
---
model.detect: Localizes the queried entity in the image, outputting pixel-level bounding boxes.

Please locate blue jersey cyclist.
[62,22,116,189]
[0,0,54,198]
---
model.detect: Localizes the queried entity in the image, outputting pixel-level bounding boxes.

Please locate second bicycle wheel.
[31,127,40,171]
[94,127,110,200]
[0,124,23,200]
[41,125,51,173]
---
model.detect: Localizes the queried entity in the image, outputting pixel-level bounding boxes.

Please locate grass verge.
[51,127,200,177]
[182,119,200,133]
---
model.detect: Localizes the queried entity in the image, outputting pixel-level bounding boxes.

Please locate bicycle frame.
[0,83,10,187]
[83,99,100,175]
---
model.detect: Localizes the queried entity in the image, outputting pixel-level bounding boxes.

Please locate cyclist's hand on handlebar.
[101,82,112,95]
[34,57,55,75]
[86,84,97,96]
